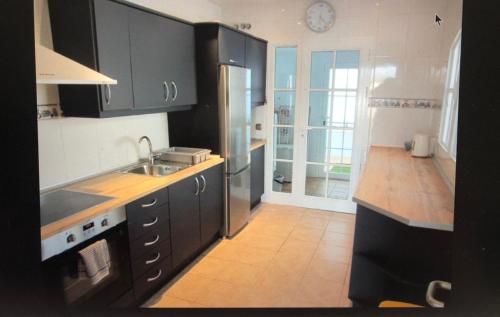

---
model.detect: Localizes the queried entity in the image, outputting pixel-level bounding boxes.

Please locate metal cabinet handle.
[200,175,207,193]
[171,81,178,102]
[144,235,160,247]
[426,280,451,308]
[104,84,111,105]
[163,81,170,103]
[145,252,161,265]
[141,198,158,208]
[147,269,162,283]
[195,177,200,196]
[142,217,159,228]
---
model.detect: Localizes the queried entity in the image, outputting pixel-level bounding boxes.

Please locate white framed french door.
[265,44,370,213]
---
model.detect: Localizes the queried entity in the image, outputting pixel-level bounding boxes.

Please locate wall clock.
[306,2,335,33]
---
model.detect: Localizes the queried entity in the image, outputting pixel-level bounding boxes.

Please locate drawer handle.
[200,175,207,193]
[141,198,158,208]
[147,269,162,283]
[144,235,160,247]
[146,252,161,265]
[143,217,159,228]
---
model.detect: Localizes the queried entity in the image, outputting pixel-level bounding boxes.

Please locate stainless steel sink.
[122,162,189,177]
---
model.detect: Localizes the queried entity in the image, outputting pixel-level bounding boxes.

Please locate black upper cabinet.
[49,0,134,117]
[245,37,267,106]
[218,27,246,67]
[199,164,223,247]
[129,9,196,109]
[48,0,197,118]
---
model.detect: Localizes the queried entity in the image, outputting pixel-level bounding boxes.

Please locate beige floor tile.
[306,257,348,283]
[326,221,355,234]
[329,212,356,223]
[299,215,330,230]
[233,231,287,252]
[221,261,266,287]
[207,240,276,267]
[294,272,343,307]
[313,243,352,264]
[188,256,232,279]
[164,274,213,302]
[288,225,325,243]
[279,238,319,259]
[321,231,354,248]
[194,279,242,307]
[149,295,205,308]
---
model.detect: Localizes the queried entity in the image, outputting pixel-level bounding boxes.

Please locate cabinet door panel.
[200,165,223,246]
[167,22,197,107]
[169,176,201,269]
[251,146,265,208]
[219,27,245,66]
[129,9,170,109]
[93,0,134,111]
[245,37,267,106]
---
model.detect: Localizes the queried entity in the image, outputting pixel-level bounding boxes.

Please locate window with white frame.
[439,32,461,160]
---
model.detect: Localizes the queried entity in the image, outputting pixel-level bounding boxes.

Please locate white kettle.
[411,134,431,158]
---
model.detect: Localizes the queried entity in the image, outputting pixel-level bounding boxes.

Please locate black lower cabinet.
[200,164,223,247]
[250,145,265,209]
[169,175,202,270]
[348,205,452,307]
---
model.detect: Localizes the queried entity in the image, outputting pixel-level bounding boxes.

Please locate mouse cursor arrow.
[435,14,442,26]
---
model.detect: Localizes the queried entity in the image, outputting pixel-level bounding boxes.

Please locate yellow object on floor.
[379,301,423,308]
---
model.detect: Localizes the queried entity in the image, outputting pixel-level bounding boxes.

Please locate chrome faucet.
[139,136,155,166]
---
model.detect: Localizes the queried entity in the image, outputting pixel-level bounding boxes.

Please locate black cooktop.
[40,190,114,227]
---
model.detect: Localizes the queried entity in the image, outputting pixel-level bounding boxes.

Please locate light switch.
[256,123,262,131]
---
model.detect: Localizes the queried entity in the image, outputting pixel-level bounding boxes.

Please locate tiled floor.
[146,203,355,308]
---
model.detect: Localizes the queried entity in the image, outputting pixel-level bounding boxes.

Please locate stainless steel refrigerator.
[218,65,252,237]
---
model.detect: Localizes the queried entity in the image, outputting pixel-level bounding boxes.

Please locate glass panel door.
[272,47,298,194]
[305,50,360,201]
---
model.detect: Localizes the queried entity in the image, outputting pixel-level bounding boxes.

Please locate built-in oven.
[41,207,133,308]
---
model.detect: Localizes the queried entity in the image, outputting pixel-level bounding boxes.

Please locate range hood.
[35,44,117,85]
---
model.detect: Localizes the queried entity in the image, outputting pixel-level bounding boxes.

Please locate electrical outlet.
[256,123,262,131]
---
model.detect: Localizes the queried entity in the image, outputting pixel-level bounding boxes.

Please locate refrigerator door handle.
[227,165,251,177]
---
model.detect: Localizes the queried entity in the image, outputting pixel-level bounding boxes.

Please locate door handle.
[144,235,160,247]
[195,177,200,196]
[141,198,158,208]
[163,81,170,103]
[426,280,451,308]
[171,81,178,102]
[145,252,161,265]
[104,84,111,105]
[142,217,159,228]
[200,175,207,193]
[147,269,162,283]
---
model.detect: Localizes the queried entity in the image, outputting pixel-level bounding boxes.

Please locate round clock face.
[306,2,335,33]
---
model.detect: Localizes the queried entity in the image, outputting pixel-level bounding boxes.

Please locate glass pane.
[345,96,356,127]
[343,130,354,150]
[306,164,326,197]
[275,47,297,89]
[336,50,360,69]
[342,149,353,164]
[330,130,344,149]
[310,51,334,89]
[334,69,348,89]
[274,92,295,125]
[273,161,293,193]
[347,69,359,89]
[309,92,331,127]
[328,149,343,164]
[307,129,328,163]
[273,128,294,160]
[440,92,454,146]
[327,174,350,200]
[331,92,347,127]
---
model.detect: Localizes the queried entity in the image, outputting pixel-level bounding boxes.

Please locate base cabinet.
[251,145,265,209]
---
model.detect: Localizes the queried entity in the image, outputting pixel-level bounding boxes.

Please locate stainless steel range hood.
[35,44,117,85]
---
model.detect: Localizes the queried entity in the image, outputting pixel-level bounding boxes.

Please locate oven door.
[42,222,132,308]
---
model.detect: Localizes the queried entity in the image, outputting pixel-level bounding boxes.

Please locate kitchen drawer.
[131,238,171,280]
[129,222,170,259]
[126,187,169,219]
[127,204,169,242]
[133,257,172,301]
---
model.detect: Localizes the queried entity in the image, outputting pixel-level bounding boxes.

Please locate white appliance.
[35,44,117,85]
[411,134,431,158]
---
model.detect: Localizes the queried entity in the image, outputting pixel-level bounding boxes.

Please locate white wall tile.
[375,14,409,57]
[38,119,67,189]
[372,57,407,98]
[407,13,443,57]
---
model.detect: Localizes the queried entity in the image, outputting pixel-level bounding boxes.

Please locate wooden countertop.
[41,156,224,240]
[353,147,454,231]
[251,139,266,151]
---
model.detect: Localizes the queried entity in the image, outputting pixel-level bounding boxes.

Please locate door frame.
[263,42,372,214]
